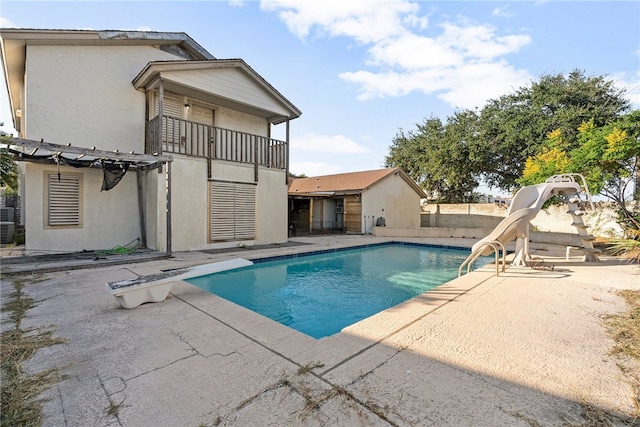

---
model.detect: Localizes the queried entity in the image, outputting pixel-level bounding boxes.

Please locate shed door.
[344,195,362,234]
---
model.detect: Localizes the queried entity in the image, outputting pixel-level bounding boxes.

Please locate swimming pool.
[186,243,490,339]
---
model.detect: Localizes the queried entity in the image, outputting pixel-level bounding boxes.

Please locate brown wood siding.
[344,195,362,234]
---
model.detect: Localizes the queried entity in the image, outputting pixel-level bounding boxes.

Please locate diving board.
[106,258,253,309]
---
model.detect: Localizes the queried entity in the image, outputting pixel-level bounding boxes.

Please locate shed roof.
[288,168,425,198]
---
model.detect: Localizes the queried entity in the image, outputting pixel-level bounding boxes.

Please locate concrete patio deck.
[1,236,638,426]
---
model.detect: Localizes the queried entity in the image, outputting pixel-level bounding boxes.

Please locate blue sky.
[1,1,639,192]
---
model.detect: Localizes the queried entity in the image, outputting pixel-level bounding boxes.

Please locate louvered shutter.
[154,93,183,118]
[48,174,81,226]
[210,181,255,241]
[234,184,256,240]
[210,181,236,241]
[154,93,184,143]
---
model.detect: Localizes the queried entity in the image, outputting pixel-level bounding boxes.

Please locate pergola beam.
[6,137,173,164]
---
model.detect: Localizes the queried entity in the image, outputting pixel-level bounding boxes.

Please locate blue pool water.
[186,243,489,339]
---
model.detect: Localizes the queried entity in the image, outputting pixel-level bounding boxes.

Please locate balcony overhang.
[133,60,302,125]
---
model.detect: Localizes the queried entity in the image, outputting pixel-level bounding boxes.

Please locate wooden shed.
[288,168,425,235]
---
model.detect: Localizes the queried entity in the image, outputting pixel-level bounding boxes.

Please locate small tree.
[519,111,640,235]
[0,136,19,195]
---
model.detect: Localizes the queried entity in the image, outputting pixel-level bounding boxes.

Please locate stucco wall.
[168,156,209,252]
[255,168,288,244]
[216,107,269,136]
[362,175,421,233]
[25,45,177,150]
[146,159,286,252]
[23,162,141,254]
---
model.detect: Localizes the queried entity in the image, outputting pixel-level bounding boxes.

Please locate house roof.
[0,29,214,129]
[288,168,426,198]
[132,59,302,123]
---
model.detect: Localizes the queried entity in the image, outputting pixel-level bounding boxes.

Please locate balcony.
[145,115,288,170]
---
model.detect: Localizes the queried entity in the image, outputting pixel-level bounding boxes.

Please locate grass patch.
[105,397,125,418]
[606,237,640,264]
[606,290,640,361]
[604,289,640,420]
[0,276,67,427]
[296,361,325,375]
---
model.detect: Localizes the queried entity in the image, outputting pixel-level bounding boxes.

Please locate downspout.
[285,118,290,185]
[137,90,151,249]
[158,80,172,255]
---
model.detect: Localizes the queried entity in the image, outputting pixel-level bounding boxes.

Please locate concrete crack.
[125,352,199,382]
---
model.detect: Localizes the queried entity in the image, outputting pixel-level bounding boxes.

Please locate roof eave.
[132,59,302,121]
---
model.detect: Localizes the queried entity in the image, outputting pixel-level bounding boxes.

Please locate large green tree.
[386,70,632,201]
[386,111,480,203]
[477,70,630,190]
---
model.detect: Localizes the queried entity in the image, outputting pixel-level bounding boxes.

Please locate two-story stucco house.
[1,29,301,254]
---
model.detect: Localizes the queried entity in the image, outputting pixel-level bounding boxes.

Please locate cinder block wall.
[421,203,624,238]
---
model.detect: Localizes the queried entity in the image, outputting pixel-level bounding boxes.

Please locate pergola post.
[166,160,172,256]
[137,169,147,248]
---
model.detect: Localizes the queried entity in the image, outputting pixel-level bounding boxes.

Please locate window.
[210,181,255,241]
[46,173,82,227]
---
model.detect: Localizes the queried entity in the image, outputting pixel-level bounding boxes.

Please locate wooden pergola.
[4,137,175,254]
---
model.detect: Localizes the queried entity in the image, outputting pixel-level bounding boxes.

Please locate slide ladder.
[557,174,600,262]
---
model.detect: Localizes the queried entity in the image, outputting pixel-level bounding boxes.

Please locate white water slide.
[459,174,598,276]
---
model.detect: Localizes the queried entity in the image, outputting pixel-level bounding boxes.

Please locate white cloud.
[368,33,463,69]
[295,133,370,154]
[340,70,420,99]
[261,0,421,43]
[0,16,17,28]
[492,5,514,18]
[611,70,640,110]
[439,22,530,61]
[341,62,530,109]
[263,0,532,110]
[434,61,531,109]
[290,161,342,177]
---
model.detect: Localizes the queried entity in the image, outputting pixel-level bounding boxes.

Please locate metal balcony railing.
[145,115,288,170]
